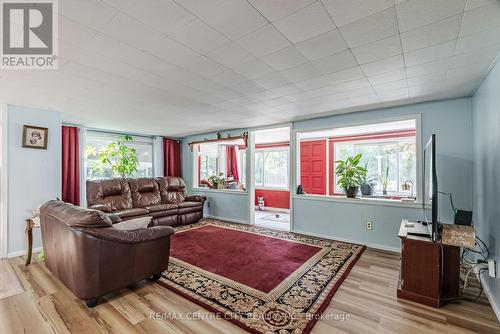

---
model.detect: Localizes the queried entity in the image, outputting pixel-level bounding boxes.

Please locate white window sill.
[192,187,248,195]
[293,194,427,208]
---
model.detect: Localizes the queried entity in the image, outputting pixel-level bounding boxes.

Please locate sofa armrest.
[76,226,175,244]
[185,195,207,205]
[89,204,112,213]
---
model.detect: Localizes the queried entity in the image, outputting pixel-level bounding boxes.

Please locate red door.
[300,140,326,195]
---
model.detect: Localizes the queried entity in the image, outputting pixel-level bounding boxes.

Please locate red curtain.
[164,138,181,177]
[62,126,80,205]
[226,146,239,181]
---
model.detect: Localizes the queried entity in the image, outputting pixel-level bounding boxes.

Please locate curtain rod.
[62,123,181,141]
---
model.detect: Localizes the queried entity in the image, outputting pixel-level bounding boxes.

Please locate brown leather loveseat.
[86,176,206,226]
[40,200,175,308]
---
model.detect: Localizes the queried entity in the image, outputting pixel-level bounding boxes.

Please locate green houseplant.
[335,153,367,198]
[359,161,375,196]
[208,172,226,189]
[92,135,139,178]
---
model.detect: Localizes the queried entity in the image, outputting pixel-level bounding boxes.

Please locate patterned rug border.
[159,219,366,334]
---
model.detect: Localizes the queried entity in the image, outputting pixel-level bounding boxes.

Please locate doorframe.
[0,104,8,258]
[247,123,293,231]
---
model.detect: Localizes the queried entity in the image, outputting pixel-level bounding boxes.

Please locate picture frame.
[22,125,48,150]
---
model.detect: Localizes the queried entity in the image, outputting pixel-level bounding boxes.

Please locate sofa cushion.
[177,201,203,208]
[156,177,187,204]
[87,179,133,210]
[145,203,178,212]
[129,178,161,208]
[113,216,152,231]
[113,208,149,219]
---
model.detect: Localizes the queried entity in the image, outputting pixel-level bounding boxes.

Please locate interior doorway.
[250,126,291,231]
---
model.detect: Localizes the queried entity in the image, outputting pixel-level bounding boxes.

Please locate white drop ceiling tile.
[407,72,447,87]
[109,0,196,37]
[295,29,348,61]
[404,41,455,66]
[207,42,255,68]
[210,69,248,86]
[170,19,231,54]
[193,0,268,40]
[172,0,226,17]
[405,58,451,77]
[273,2,336,43]
[233,80,268,95]
[337,78,372,92]
[312,50,358,75]
[325,66,366,84]
[351,35,402,64]
[183,56,229,77]
[460,3,500,36]
[253,71,292,89]
[373,79,408,93]
[248,0,316,21]
[261,46,309,71]
[450,48,499,69]
[232,58,275,79]
[368,69,406,85]
[396,0,467,32]
[377,89,409,100]
[466,0,499,10]
[361,54,405,76]
[296,76,331,90]
[401,14,461,52]
[280,62,322,82]
[345,88,378,99]
[270,84,304,97]
[59,16,98,45]
[237,24,291,57]
[455,27,500,54]
[322,0,394,27]
[339,8,398,48]
[60,0,118,31]
[101,13,169,52]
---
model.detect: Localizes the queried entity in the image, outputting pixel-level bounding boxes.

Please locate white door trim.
[0,104,8,258]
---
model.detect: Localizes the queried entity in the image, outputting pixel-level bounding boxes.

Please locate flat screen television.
[423,134,438,242]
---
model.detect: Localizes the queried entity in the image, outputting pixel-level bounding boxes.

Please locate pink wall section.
[255,189,290,209]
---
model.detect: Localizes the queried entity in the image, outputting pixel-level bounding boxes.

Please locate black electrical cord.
[438,191,456,213]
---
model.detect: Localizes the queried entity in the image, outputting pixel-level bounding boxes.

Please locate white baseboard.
[292,229,400,253]
[7,247,43,258]
[477,270,500,322]
[205,215,248,225]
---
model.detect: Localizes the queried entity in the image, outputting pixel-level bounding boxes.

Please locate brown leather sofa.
[40,200,175,308]
[86,177,206,227]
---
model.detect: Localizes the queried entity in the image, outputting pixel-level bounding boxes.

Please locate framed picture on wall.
[22,125,48,149]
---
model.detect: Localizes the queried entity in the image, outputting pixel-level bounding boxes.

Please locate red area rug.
[159,219,365,334]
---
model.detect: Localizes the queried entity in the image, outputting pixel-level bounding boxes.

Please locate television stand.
[397,220,460,308]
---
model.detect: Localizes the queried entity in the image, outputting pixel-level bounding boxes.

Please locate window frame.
[254,146,290,191]
[294,114,423,204]
[84,131,155,180]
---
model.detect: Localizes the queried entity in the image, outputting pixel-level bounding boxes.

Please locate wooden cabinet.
[397,221,460,307]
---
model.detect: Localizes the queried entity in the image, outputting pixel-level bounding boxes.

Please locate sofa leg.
[85,298,98,308]
[151,272,163,281]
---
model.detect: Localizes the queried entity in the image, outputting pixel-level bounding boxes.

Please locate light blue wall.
[472,58,500,312]
[182,129,249,223]
[7,105,62,255]
[182,98,473,251]
[293,98,473,249]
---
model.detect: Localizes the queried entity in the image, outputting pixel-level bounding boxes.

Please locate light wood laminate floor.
[1,249,499,334]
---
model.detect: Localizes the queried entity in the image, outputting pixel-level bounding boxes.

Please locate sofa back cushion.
[40,200,112,228]
[87,179,133,210]
[129,178,161,208]
[156,177,187,204]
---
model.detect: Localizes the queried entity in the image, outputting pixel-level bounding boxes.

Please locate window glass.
[85,132,153,179]
[255,148,288,189]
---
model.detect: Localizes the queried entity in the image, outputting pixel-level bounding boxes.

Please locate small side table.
[25,218,40,266]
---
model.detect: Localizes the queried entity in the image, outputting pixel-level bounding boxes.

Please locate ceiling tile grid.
[0,0,499,136]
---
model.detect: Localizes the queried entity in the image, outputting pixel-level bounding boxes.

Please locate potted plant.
[335,153,367,198]
[359,161,375,196]
[208,172,226,189]
[378,165,390,195]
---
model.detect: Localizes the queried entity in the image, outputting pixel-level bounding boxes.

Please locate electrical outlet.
[206,201,210,208]
[488,259,496,278]
[366,221,373,230]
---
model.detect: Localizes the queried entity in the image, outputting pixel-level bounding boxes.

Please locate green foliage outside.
[87,135,139,178]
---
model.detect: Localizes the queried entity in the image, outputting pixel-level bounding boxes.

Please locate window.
[333,133,416,196]
[85,132,154,179]
[255,148,289,189]
[199,154,218,181]
[297,118,418,201]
